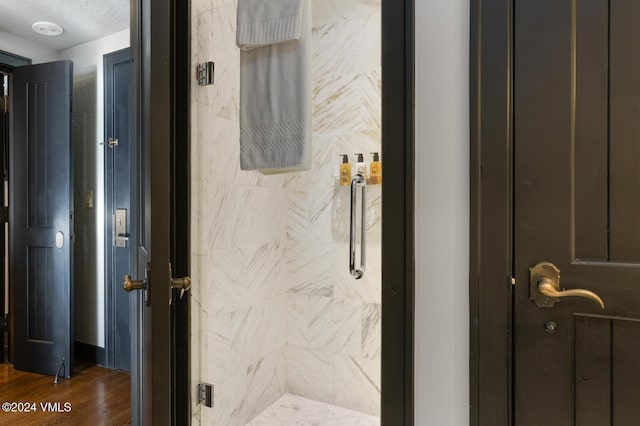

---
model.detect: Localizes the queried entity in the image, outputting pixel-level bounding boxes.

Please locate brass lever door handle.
[529,261,605,309]
[171,276,191,291]
[170,276,191,303]
[536,278,605,309]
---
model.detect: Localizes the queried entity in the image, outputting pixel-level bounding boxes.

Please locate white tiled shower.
[190,0,382,424]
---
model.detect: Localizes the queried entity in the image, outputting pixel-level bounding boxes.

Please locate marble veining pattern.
[312,70,382,134]
[334,355,381,415]
[311,0,381,28]
[196,183,288,251]
[197,243,287,314]
[283,242,339,296]
[286,346,334,403]
[248,393,379,426]
[361,304,381,359]
[312,15,381,87]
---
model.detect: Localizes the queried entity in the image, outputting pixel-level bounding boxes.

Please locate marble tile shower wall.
[190,0,381,424]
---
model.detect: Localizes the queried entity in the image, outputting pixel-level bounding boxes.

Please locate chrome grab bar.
[350,173,366,279]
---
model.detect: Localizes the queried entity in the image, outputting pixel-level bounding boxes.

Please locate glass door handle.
[530,261,605,309]
[350,173,366,279]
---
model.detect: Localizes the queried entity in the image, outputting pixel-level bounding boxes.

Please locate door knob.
[123,274,145,292]
[168,263,191,305]
[530,261,605,309]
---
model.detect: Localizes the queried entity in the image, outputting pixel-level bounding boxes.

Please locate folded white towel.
[236,0,312,173]
[237,0,304,50]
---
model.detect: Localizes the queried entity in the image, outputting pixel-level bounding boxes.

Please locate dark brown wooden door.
[514,1,640,424]
[129,0,172,423]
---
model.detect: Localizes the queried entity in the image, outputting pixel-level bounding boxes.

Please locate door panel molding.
[470,0,514,425]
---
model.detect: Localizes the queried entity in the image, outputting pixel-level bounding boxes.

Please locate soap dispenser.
[354,153,366,177]
[369,152,382,184]
[339,154,352,186]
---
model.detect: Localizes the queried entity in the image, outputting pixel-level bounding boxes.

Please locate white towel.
[236,0,312,173]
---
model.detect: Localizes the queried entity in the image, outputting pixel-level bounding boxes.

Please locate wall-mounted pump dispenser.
[354,153,366,176]
[339,155,352,186]
[369,152,382,184]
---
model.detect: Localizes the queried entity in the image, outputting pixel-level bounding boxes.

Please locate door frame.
[134,0,416,421]
[136,0,412,422]
[469,0,514,425]
[381,0,415,424]
[0,0,412,422]
[171,0,191,421]
[0,51,31,72]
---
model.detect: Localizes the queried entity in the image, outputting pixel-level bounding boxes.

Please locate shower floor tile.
[247,393,379,426]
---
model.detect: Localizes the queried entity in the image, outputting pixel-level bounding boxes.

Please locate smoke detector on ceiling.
[32,21,64,37]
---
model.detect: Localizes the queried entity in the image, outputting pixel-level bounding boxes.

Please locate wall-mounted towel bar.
[350,173,366,279]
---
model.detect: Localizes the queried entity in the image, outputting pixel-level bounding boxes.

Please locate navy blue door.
[104,48,133,372]
[0,74,7,364]
[11,60,73,377]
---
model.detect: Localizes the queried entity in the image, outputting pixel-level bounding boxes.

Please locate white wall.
[0,30,59,64]
[414,0,470,425]
[60,29,129,348]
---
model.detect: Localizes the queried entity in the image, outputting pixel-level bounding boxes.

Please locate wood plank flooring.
[0,362,130,425]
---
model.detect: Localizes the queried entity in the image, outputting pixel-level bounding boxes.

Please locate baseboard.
[74,340,105,366]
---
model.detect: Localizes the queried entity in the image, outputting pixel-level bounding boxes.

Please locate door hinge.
[1,206,8,223]
[1,314,8,332]
[196,62,214,86]
[197,383,213,407]
[511,277,516,286]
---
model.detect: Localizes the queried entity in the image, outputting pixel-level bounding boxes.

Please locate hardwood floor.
[0,362,130,425]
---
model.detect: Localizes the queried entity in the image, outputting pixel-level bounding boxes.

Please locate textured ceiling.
[0,0,129,51]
